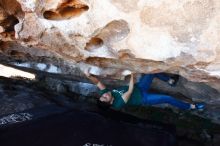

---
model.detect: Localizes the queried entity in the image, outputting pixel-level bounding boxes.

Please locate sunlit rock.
[0,0,219,83]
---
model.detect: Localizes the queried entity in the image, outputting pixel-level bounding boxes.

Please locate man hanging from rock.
[84,68,205,110]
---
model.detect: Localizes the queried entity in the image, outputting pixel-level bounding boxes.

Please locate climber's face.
[100,92,113,104]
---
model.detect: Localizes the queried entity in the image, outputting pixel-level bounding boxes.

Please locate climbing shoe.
[195,103,205,111]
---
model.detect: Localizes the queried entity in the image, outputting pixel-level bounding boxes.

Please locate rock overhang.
[0,0,219,83]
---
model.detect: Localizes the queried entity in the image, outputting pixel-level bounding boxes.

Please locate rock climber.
[84,68,205,110]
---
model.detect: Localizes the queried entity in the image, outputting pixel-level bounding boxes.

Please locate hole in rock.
[85,37,104,51]
[118,49,135,59]
[84,20,130,55]
[0,15,19,32]
[97,20,130,44]
[43,0,89,20]
[9,50,29,59]
[43,11,60,20]
[59,5,89,18]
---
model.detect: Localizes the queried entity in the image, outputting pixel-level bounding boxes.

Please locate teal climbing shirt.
[99,84,142,109]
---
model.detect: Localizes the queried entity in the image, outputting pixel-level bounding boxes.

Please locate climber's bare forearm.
[122,74,134,102]
[86,75,106,90]
[128,73,134,93]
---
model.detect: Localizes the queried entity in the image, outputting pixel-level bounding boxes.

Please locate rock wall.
[0,0,220,83]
